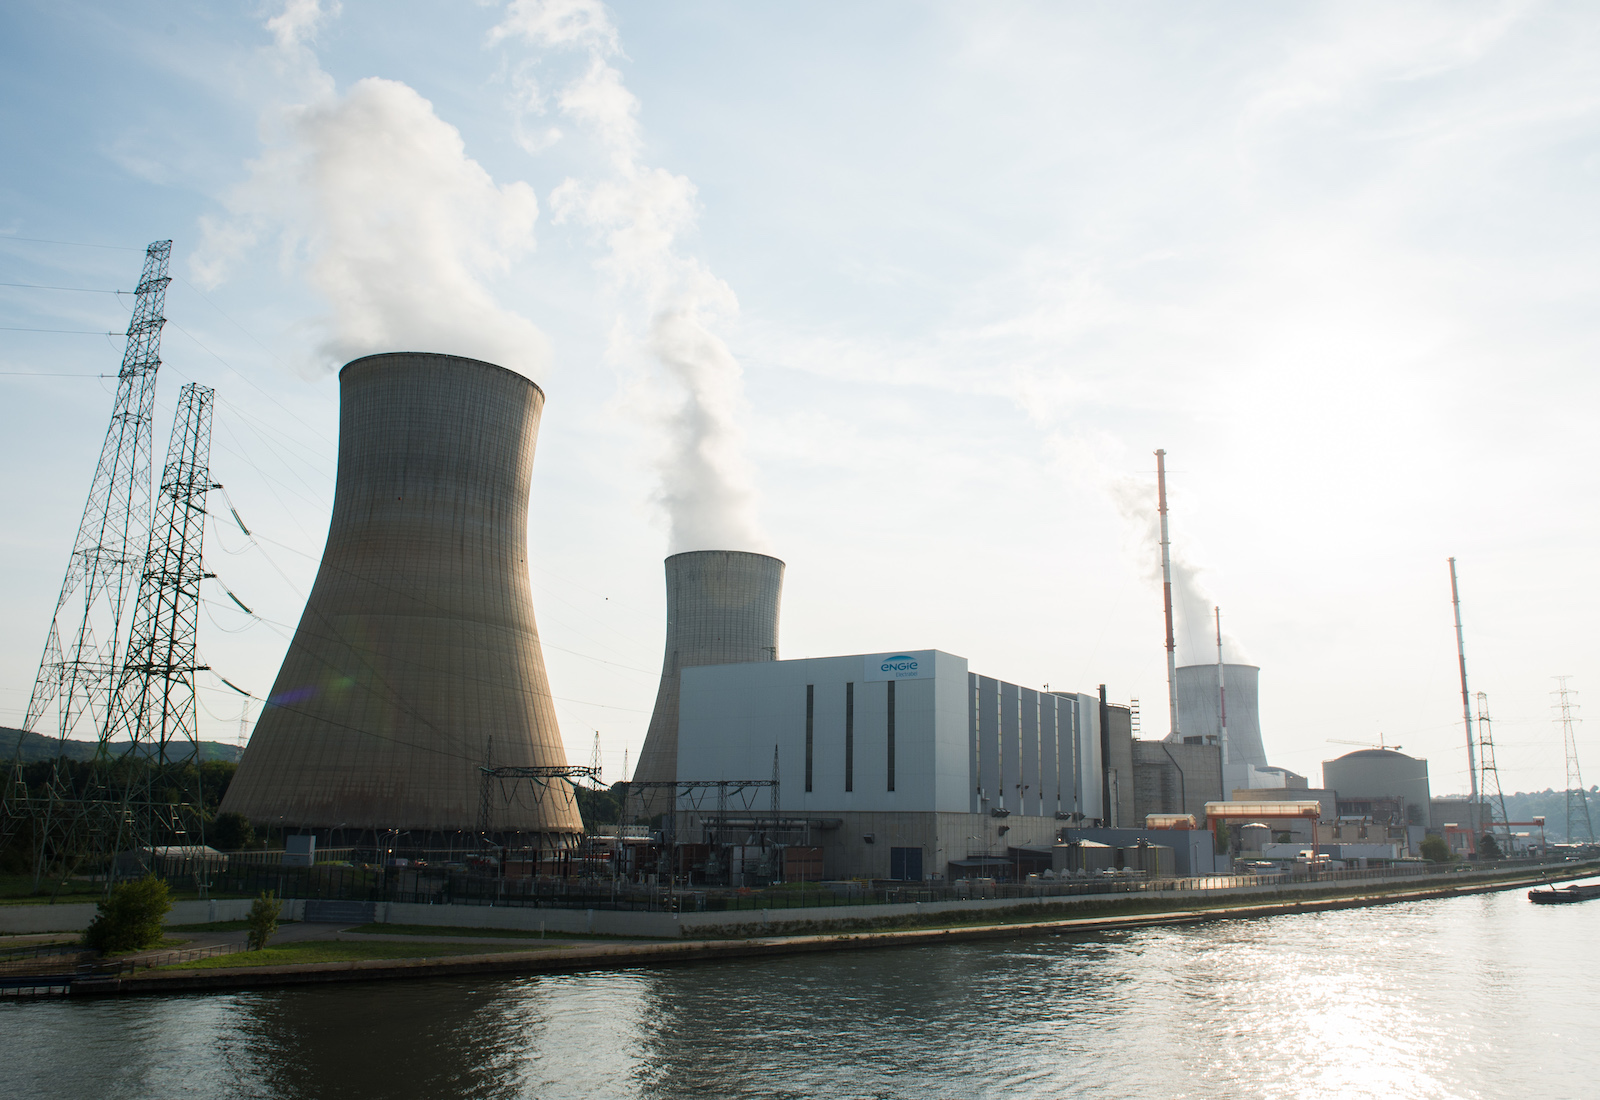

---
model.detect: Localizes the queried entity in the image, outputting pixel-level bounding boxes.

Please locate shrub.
[1420,835,1452,863]
[83,876,172,953]
[247,890,280,950]
[211,812,257,851]
[1478,833,1503,860]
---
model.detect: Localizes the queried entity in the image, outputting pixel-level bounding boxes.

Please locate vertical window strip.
[804,684,814,793]
[886,679,896,792]
[845,681,854,792]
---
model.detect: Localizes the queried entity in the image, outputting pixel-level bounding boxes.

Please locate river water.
[3,880,1597,1100]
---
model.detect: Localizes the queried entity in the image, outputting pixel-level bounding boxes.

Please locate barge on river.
[1528,882,1600,904]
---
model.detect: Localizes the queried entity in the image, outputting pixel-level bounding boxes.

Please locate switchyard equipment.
[632,550,785,803]
[221,353,583,848]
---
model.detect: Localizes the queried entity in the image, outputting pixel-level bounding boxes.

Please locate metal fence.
[174,854,1556,915]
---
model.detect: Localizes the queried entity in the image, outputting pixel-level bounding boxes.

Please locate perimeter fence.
[166,855,1521,915]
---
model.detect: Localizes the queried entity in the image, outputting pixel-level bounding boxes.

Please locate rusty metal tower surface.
[632,551,785,789]
[220,353,581,841]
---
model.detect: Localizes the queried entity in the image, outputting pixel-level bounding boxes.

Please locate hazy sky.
[3,1,1598,796]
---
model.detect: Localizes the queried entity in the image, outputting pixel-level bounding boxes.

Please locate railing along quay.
[89,854,1584,918]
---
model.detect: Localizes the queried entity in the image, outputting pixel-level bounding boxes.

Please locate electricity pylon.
[3,241,170,888]
[1554,678,1595,844]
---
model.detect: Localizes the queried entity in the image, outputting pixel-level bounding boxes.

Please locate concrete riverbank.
[39,865,1590,998]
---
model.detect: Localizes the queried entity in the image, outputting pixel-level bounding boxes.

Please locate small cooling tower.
[220,353,582,843]
[632,551,784,790]
[1174,663,1267,768]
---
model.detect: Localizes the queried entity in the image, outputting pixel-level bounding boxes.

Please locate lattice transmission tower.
[102,381,217,862]
[1475,691,1510,850]
[3,240,170,886]
[18,240,171,746]
[1554,677,1595,844]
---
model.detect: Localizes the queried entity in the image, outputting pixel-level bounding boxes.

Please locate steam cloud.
[194,1,549,377]
[1110,473,1250,667]
[494,0,769,555]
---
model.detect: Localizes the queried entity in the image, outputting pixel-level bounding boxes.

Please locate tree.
[83,876,172,953]
[1420,834,1452,863]
[211,811,256,851]
[247,890,280,951]
[1479,832,1503,860]
[1214,824,1231,855]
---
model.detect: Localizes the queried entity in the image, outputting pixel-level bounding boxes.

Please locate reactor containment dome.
[220,353,582,845]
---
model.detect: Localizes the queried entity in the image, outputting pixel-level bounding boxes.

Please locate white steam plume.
[1110,474,1250,667]
[493,0,768,555]
[194,1,549,377]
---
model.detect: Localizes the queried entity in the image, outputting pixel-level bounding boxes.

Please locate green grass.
[153,939,543,970]
[342,922,669,941]
[104,936,191,957]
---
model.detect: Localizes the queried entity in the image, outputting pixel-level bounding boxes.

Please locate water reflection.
[3,884,1598,1099]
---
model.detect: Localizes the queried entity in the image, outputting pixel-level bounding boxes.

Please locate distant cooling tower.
[632,551,784,791]
[220,353,582,843]
[1174,663,1267,768]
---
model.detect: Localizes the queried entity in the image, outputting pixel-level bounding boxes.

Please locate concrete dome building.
[220,353,582,846]
[1322,748,1431,826]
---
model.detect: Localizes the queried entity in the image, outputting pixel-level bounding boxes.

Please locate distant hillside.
[2,726,242,764]
[1501,789,1599,844]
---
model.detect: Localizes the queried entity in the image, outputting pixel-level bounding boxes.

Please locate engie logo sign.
[865,650,936,682]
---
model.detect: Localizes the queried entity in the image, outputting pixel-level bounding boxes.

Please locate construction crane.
[1327,736,1404,752]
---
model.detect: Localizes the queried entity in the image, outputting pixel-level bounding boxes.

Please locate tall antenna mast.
[1215,606,1228,766]
[1553,677,1595,843]
[1157,449,1179,739]
[1448,558,1479,831]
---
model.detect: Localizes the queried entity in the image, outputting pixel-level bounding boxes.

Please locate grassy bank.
[153,940,542,970]
[342,922,667,941]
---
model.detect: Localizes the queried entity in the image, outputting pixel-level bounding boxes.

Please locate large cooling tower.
[632,551,784,790]
[220,353,581,842]
[1174,663,1267,768]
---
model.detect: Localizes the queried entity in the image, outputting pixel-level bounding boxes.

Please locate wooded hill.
[2,726,243,764]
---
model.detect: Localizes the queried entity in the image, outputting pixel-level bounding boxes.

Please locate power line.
[0,326,121,334]
[0,281,122,293]
[0,235,143,251]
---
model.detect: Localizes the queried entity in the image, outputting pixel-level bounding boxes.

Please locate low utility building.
[674,649,1110,881]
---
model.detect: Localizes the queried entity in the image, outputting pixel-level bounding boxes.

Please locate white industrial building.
[675,649,1108,880]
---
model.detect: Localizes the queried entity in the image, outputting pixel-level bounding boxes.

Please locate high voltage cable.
[0,235,143,251]
[207,501,645,766]
[0,281,123,293]
[0,326,122,334]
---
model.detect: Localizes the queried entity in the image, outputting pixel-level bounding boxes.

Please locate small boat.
[1529,882,1600,904]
